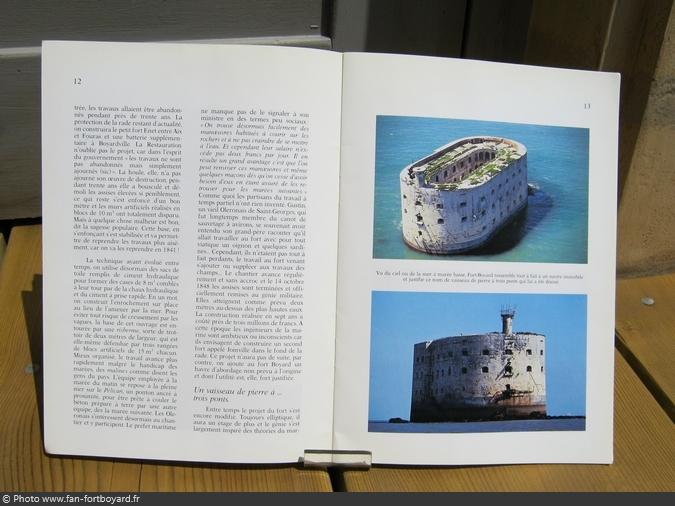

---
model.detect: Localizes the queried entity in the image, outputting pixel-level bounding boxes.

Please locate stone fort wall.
[400,137,528,254]
[410,329,546,422]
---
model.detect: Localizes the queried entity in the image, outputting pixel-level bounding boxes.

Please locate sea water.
[372,116,589,263]
[368,418,586,434]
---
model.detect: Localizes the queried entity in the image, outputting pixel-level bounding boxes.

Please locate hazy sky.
[368,291,587,420]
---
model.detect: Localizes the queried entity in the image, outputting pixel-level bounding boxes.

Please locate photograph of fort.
[410,307,546,422]
[400,136,529,254]
[372,115,590,264]
[368,291,587,434]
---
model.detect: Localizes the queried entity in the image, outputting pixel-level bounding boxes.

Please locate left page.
[42,41,342,463]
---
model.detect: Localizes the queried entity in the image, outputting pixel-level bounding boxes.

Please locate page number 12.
[74,77,82,85]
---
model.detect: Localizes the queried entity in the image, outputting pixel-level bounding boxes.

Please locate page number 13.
[74,77,82,85]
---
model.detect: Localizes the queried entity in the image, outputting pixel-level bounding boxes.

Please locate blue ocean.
[373,116,589,263]
[368,418,586,434]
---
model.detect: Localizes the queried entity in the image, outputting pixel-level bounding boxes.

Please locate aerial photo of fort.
[410,308,546,422]
[400,136,529,254]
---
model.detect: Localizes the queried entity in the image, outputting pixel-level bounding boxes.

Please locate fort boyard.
[410,308,546,422]
[400,136,529,254]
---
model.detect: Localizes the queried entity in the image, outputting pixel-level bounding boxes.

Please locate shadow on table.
[22,274,43,439]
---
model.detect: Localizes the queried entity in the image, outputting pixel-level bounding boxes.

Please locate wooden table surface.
[616,274,675,420]
[1,225,674,492]
[0,225,332,492]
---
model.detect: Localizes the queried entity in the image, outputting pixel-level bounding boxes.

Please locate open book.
[42,41,619,465]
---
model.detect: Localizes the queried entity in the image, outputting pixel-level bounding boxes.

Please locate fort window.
[482,349,489,355]
[526,349,532,355]
[461,367,467,374]
[437,218,444,224]
[444,170,448,178]
[452,166,456,173]
[540,350,544,355]
[541,366,544,372]
[447,366,451,374]
[527,366,532,372]
[481,210,486,216]
[415,200,421,206]
[435,175,439,182]
[418,231,422,236]
[505,349,513,355]
[448,351,453,357]
[504,365,513,375]
[403,194,407,199]
[461,216,467,222]
[459,202,467,207]
[481,225,486,231]
[436,203,443,209]
[491,189,495,195]
[421,357,424,362]
[482,366,489,373]
[403,209,407,213]
[461,348,468,356]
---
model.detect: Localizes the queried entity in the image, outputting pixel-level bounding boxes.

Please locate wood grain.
[462,0,532,63]
[616,273,675,419]
[599,0,673,202]
[339,352,675,491]
[616,3,675,275]
[0,225,331,491]
[524,0,615,69]
[0,55,41,219]
[1,0,322,48]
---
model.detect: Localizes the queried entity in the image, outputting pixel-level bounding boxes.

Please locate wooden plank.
[330,0,370,52]
[599,0,673,202]
[138,463,331,492]
[0,55,41,220]
[462,0,533,63]
[0,225,143,491]
[1,0,322,48]
[363,0,466,56]
[339,351,675,491]
[0,225,331,491]
[616,2,675,275]
[524,0,615,69]
[616,273,675,419]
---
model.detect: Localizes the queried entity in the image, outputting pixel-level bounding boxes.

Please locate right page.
[333,53,619,465]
